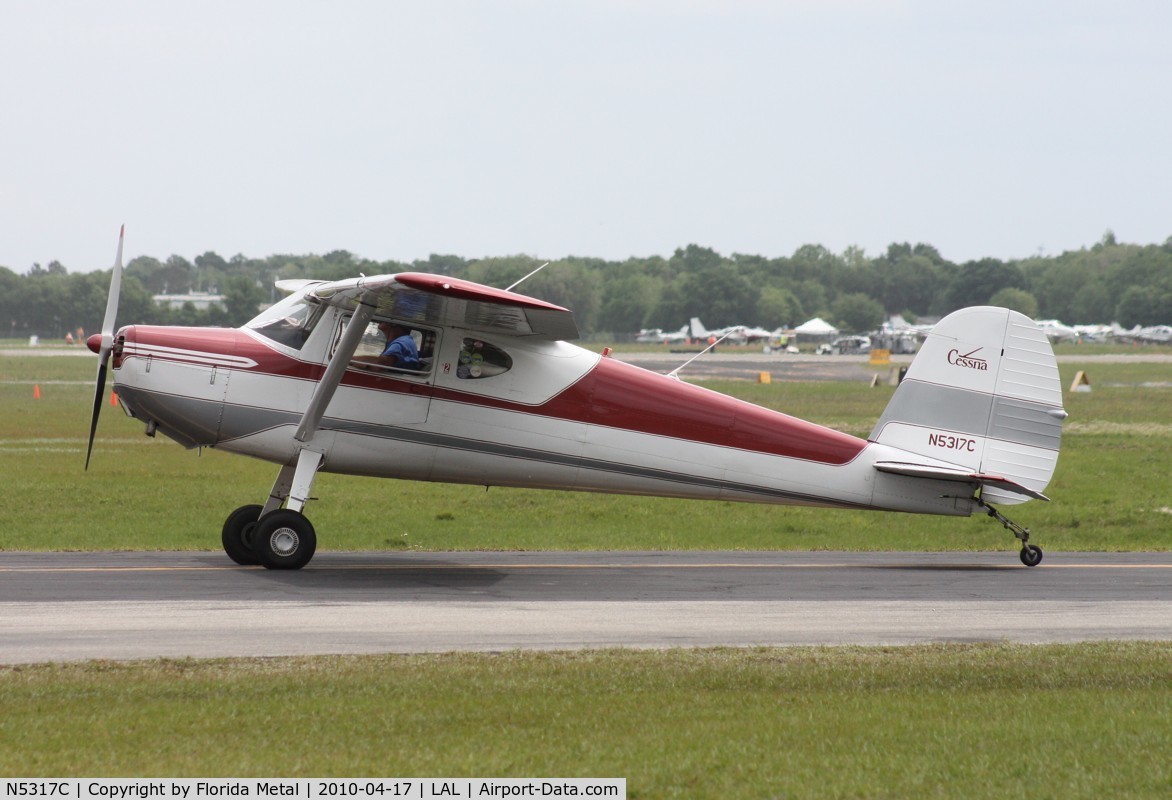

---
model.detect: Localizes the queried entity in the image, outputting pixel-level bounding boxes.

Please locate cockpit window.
[245,293,324,349]
[458,338,512,379]
[345,317,435,376]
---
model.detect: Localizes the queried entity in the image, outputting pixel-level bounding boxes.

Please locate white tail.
[870,307,1067,505]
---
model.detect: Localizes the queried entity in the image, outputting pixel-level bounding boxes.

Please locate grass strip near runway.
[1,643,1170,797]
[2,357,1170,552]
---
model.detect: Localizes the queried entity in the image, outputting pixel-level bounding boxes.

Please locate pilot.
[355,321,422,371]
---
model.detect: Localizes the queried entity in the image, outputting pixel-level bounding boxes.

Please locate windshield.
[245,292,325,350]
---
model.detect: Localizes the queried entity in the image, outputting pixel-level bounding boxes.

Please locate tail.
[869,306,1067,505]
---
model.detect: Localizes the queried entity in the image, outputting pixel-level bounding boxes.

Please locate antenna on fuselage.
[505,261,551,292]
[666,326,744,381]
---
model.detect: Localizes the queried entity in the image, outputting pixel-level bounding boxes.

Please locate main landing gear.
[220,299,371,570]
[978,499,1043,567]
[221,449,323,570]
[222,505,317,570]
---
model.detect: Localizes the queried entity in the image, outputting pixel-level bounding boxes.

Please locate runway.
[2,551,1170,664]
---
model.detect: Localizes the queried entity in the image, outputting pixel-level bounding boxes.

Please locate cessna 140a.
[87,228,1067,570]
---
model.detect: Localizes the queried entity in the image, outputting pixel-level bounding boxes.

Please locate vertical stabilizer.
[869,307,1067,504]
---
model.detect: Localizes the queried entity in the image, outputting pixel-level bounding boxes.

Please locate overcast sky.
[2,0,1169,273]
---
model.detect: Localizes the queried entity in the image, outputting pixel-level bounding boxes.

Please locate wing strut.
[294,296,376,444]
[264,296,375,517]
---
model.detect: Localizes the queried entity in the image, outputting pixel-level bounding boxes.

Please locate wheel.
[1020,544,1043,567]
[222,504,263,566]
[252,509,317,570]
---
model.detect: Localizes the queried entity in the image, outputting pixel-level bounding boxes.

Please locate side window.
[458,338,512,379]
[351,321,392,360]
[343,316,434,376]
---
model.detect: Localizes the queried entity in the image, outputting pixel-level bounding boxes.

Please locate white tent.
[793,317,838,336]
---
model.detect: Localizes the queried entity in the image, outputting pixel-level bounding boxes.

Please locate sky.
[2,0,1170,273]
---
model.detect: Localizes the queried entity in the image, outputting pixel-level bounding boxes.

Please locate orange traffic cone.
[110,391,117,406]
[33,384,40,399]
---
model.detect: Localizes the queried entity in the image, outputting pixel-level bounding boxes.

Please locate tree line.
[2,231,1170,341]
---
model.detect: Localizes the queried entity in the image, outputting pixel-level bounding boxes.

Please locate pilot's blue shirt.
[382,334,422,370]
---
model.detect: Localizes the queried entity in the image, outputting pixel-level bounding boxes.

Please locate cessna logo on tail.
[947,347,988,371]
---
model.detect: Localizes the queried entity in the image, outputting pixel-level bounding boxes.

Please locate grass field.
[2,644,1170,797]
[1,354,1169,553]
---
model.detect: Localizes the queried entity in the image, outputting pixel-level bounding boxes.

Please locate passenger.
[354,321,423,371]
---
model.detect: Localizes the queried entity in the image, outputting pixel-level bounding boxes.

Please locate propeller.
[85,225,124,470]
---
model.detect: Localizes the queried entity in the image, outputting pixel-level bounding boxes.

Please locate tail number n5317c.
[928,431,976,452]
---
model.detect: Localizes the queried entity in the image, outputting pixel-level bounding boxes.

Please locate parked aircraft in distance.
[687,318,787,344]
[635,325,691,343]
[87,228,1067,570]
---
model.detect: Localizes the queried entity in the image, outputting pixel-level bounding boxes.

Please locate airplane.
[689,318,776,345]
[737,325,777,342]
[635,325,691,344]
[86,227,1067,570]
[1036,319,1082,342]
[689,317,743,343]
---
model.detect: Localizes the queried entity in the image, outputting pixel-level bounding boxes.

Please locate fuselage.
[108,302,973,518]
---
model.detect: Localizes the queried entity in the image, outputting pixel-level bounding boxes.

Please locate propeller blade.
[100,225,124,348]
[85,226,124,471]
[84,362,107,470]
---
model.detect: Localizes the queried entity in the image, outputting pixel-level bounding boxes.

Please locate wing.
[308,271,579,341]
[275,278,327,295]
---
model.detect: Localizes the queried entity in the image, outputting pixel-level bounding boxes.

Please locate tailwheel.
[978,499,1043,568]
[253,509,317,570]
[222,504,263,566]
[1020,544,1044,567]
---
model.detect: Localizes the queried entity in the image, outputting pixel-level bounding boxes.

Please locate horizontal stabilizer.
[873,460,1050,502]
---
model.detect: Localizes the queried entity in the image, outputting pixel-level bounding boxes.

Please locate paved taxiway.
[2,551,1170,663]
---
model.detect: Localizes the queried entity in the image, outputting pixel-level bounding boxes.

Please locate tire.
[253,509,317,570]
[222,504,263,566]
[1020,544,1043,567]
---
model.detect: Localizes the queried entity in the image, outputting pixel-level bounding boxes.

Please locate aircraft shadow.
[243,556,511,595]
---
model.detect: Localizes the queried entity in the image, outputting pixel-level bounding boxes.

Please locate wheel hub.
[270,527,300,557]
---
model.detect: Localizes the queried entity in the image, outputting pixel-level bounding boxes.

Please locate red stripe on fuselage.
[121,326,866,465]
[541,357,866,465]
